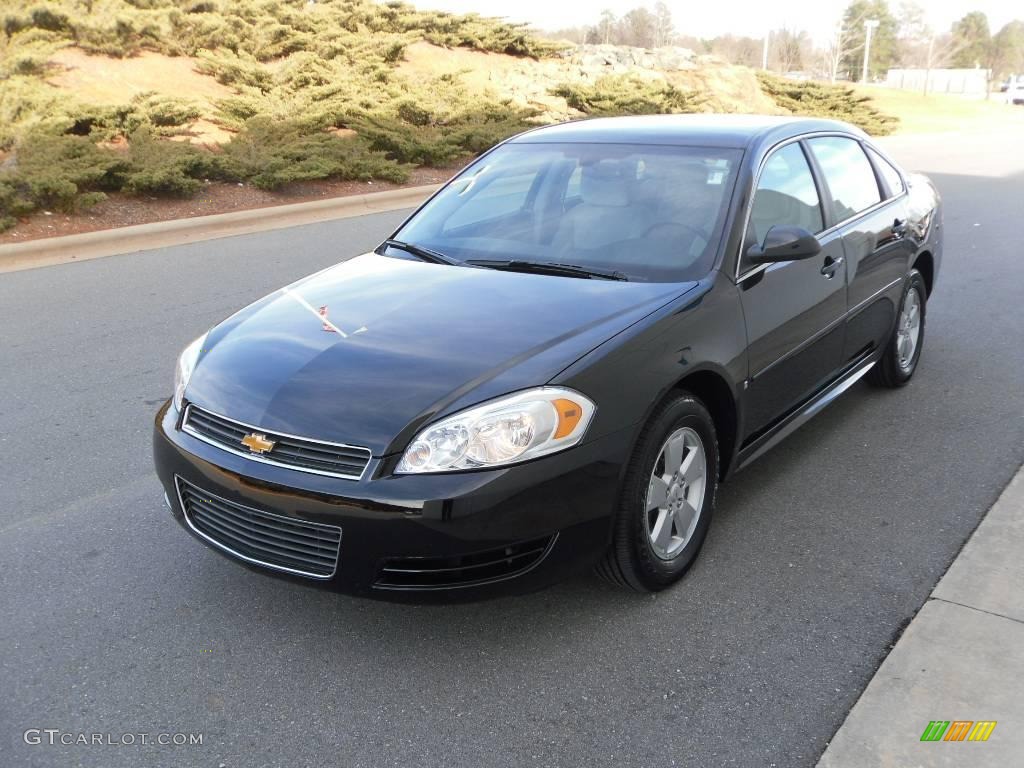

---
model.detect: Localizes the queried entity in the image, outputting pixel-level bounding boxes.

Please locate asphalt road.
[2,129,1022,768]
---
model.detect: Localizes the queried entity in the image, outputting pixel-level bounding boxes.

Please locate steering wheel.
[642,221,710,242]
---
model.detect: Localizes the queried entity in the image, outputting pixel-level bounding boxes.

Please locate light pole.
[762,30,770,70]
[862,19,879,83]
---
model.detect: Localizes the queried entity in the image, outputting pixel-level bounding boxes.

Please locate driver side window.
[749,143,824,248]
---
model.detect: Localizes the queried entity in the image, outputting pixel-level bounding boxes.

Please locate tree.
[839,0,898,81]
[893,1,963,88]
[824,16,861,82]
[618,7,657,48]
[598,9,616,45]
[920,34,965,94]
[770,27,812,73]
[893,0,927,65]
[895,1,927,45]
[708,35,762,68]
[653,1,674,47]
[950,11,991,69]
[990,20,1024,80]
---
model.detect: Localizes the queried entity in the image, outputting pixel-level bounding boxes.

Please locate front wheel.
[868,268,927,388]
[597,393,719,592]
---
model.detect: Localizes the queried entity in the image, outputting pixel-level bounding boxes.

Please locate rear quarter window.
[865,146,905,198]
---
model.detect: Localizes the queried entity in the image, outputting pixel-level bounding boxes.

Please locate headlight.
[173,333,208,411]
[396,387,596,473]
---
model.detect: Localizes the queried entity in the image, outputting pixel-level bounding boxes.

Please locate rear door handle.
[821,255,844,278]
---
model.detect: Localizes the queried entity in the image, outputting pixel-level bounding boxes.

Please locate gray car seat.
[553,160,650,255]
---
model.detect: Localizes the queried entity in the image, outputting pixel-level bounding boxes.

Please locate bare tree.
[618,7,657,48]
[709,35,763,67]
[598,9,616,45]
[653,2,674,47]
[919,34,965,94]
[771,27,812,73]
[825,20,862,82]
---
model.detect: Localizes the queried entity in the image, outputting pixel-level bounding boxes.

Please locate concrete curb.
[0,183,440,274]
[817,464,1024,767]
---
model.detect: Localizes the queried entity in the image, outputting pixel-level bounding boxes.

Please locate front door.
[738,141,848,439]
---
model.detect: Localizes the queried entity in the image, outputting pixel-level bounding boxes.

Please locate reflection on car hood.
[185,252,693,455]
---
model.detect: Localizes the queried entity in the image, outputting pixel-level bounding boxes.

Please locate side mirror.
[745,225,822,264]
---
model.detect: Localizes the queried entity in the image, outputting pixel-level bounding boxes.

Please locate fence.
[884,68,989,96]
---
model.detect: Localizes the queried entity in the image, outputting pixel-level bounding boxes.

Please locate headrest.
[579,160,630,207]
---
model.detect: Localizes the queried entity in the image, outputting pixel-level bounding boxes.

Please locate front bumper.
[153,401,632,600]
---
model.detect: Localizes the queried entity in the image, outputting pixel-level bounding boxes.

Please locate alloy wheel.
[897,288,922,372]
[646,427,707,560]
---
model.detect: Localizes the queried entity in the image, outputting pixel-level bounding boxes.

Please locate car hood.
[186,252,692,455]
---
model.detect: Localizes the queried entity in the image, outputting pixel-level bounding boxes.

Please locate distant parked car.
[155,115,942,599]
[999,75,1024,104]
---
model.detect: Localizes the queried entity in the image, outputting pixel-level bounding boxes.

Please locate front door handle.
[821,255,844,278]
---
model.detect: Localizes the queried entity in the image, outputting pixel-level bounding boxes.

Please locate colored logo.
[920,721,997,742]
[241,432,276,454]
[318,305,337,333]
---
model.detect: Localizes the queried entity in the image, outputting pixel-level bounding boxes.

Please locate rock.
[567,44,697,73]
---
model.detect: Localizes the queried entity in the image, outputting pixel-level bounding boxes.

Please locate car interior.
[400,145,740,282]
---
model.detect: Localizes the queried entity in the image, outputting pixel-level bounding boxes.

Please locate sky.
[412,0,1020,44]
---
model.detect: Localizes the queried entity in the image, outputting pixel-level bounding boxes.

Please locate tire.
[597,392,719,592]
[868,268,927,388]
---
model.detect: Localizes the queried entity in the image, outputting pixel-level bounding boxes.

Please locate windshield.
[391,142,743,283]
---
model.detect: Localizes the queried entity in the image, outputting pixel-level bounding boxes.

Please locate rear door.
[805,137,914,363]
[738,140,848,439]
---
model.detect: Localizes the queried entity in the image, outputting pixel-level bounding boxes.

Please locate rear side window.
[865,146,905,198]
[806,137,881,222]
[749,142,823,245]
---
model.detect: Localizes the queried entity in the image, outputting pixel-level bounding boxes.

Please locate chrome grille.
[183,405,371,480]
[175,476,341,579]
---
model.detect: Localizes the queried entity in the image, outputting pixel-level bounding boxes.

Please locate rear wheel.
[868,268,927,388]
[597,393,718,592]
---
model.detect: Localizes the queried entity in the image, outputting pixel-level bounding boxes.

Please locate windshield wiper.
[382,239,460,266]
[465,259,628,281]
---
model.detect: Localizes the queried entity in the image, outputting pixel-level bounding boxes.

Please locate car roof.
[506,114,865,150]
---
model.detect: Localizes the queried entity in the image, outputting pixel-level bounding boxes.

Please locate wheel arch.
[913,250,935,297]
[666,368,739,481]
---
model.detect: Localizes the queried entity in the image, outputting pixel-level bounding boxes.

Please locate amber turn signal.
[552,398,584,439]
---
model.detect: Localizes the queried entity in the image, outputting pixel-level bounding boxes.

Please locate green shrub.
[9,132,126,210]
[195,48,273,90]
[122,128,214,196]
[352,107,537,165]
[0,132,125,226]
[135,93,202,127]
[0,127,219,225]
[217,117,409,189]
[349,75,539,165]
[551,75,706,116]
[757,73,898,136]
[0,0,566,230]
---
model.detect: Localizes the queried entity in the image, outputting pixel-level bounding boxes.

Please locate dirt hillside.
[45,42,782,142]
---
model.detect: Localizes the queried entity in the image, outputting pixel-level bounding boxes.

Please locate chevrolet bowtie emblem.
[241,432,275,454]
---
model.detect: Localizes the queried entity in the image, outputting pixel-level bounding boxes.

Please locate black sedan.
[154,115,942,599]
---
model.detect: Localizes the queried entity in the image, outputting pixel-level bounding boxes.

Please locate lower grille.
[175,477,341,579]
[374,534,556,590]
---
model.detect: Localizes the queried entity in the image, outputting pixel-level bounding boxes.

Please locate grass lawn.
[855,85,1024,134]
